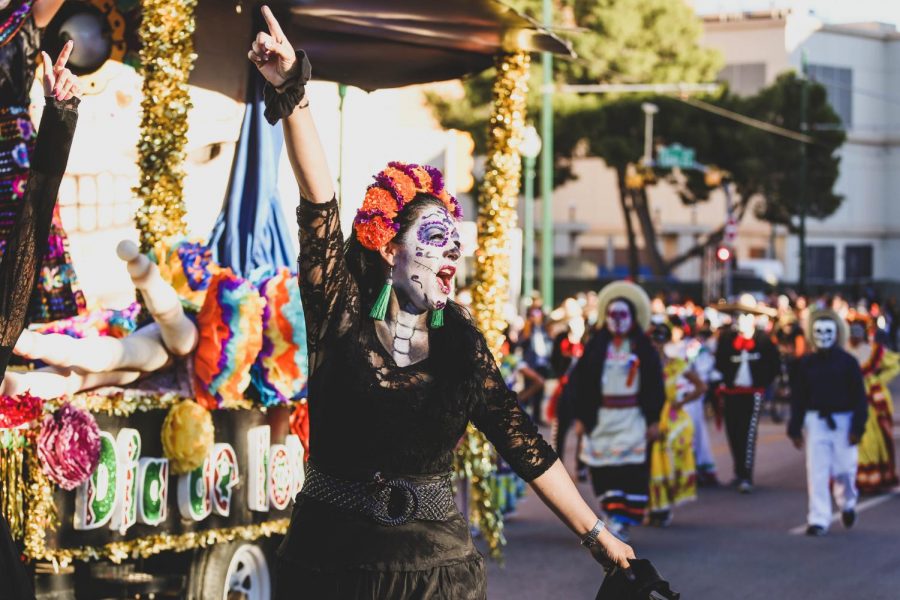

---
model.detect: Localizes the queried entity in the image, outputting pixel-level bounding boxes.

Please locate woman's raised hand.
[248,5,298,87]
[41,40,80,101]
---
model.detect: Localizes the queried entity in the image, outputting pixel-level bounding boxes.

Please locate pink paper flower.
[37,403,101,490]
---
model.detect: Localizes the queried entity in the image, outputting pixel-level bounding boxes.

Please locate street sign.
[657,143,695,169]
[724,216,737,245]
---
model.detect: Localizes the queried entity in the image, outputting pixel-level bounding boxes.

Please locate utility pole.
[723,180,735,300]
[798,54,809,294]
[539,0,554,308]
[520,126,542,300]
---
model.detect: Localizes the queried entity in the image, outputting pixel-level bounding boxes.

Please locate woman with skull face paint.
[845,312,900,495]
[788,309,868,536]
[249,7,635,598]
[570,282,665,542]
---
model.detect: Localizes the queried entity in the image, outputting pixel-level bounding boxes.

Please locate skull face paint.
[606,300,633,336]
[737,313,757,339]
[391,205,461,313]
[812,319,838,350]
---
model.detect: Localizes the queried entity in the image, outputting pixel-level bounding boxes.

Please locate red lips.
[436,265,456,294]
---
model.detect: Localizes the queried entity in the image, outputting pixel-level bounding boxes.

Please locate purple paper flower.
[423,165,445,195]
[37,403,101,490]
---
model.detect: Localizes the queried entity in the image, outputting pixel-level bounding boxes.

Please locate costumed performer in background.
[647,322,703,527]
[714,296,779,493]
[846,312,900,494]
[0,40,80,600]
[248,7,634,598]
[788,309,867,536]
[1,0,85,322]
[571,281,665,542]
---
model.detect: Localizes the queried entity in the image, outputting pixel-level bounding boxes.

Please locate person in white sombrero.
[571,281,665,541]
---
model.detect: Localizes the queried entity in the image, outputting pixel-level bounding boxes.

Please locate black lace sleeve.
[469,331,558,482]
[296,197,359,377]
[0,97,79,382]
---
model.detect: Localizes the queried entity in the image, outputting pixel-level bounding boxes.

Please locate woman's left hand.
[589,528,635,571]
[41,40,80,101]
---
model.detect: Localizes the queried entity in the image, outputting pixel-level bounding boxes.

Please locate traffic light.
[716,245,732,262]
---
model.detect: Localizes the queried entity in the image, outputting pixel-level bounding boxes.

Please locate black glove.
[596,559,680,600]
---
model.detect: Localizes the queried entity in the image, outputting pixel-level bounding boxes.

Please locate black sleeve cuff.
[263,50,312,125]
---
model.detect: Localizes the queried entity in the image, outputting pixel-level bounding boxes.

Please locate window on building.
[718,63,766,96]
[844,244,873,281]
[806,64,853,128]
[806,245,836,282]
[748,246,767,259]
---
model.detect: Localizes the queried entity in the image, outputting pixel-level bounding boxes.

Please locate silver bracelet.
[580,518,607,549]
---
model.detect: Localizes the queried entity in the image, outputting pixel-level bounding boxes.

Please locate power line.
[675,95,818,144]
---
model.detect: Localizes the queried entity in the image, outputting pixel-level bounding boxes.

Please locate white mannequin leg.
[14,324,170,374]
[0,367,141,399]
[117,240,198,357]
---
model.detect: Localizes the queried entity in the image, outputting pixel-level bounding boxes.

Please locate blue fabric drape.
[208,67,293,278]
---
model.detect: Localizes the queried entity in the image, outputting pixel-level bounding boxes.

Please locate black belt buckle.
[369,473,420,527]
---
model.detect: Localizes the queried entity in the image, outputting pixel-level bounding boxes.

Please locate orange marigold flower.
[382,167,417,203]
[354,217,398,250]
[362,187,399,218]
[411,166,433,193]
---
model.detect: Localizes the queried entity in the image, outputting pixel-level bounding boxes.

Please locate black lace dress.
[274,198,558,599]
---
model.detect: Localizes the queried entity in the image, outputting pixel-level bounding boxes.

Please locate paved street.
[486,391,900,599]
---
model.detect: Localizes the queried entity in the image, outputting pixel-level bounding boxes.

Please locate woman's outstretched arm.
[530,460,636,569]
[249,5,333,203]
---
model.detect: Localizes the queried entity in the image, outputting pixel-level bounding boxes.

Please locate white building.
[703,10,900,285]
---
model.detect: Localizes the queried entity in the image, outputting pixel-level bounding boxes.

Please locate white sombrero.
[597,281,652,332]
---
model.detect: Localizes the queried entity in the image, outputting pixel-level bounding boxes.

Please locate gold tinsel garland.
[26,514,288,569]
[463,50,531,560]
[133,0,197,253]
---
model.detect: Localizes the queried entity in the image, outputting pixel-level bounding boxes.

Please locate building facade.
[703,9,900,286]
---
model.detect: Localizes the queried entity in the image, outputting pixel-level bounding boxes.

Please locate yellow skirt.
[857,389,898,494]
[649,403,697,513]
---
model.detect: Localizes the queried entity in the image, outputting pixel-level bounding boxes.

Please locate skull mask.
[606,300,633,337]
[812,319,838,350]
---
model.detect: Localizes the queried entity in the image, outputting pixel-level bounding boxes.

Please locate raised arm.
[249,5,333,203]
[0,42,79,381]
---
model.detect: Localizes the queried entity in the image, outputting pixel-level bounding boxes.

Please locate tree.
[426,0,722,276]
[582,73,845,276]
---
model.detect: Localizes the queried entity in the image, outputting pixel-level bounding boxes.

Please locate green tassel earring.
[429,308,444,329]
[369,268,392,321]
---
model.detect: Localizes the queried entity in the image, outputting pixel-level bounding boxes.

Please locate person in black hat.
[714,298,779,493]
[788,309,868,536]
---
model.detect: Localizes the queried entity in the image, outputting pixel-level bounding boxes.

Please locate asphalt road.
[485,392,900,600]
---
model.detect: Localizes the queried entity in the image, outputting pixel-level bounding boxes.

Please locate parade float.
[0,1,570,598]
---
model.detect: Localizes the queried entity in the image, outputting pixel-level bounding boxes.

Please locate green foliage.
[426,0,722,166]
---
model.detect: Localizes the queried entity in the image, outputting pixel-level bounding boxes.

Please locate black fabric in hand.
[596,559,680,600]
[263,49,312,125]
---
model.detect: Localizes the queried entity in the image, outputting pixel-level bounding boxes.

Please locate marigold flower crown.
[353,162,462,251]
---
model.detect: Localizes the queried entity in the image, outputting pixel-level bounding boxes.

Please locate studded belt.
[300,463,458,527]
